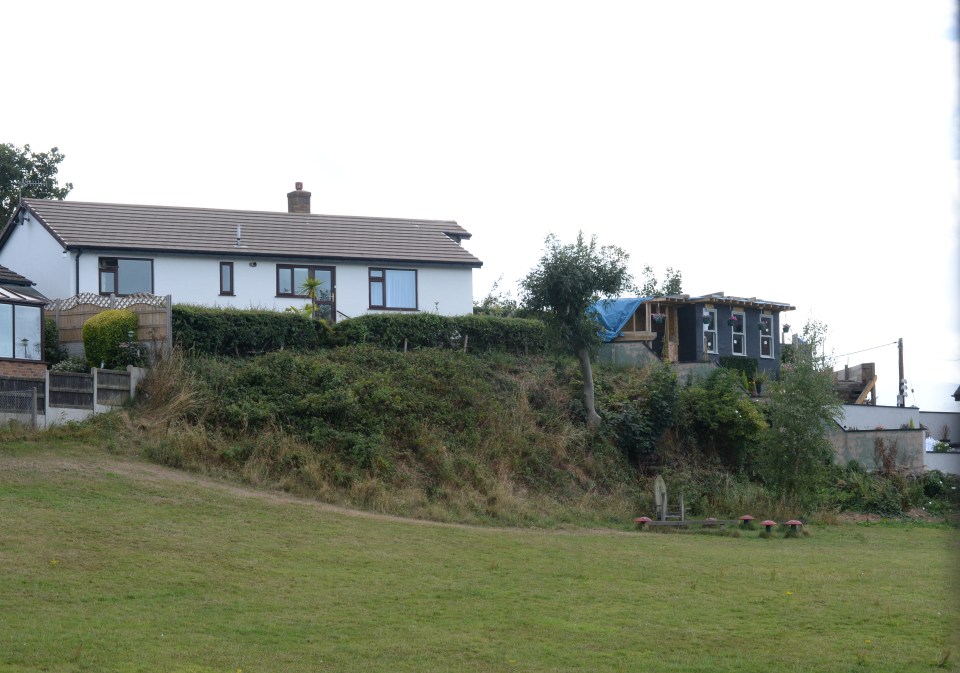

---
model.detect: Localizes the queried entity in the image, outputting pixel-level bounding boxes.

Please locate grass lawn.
[1,439,957,673]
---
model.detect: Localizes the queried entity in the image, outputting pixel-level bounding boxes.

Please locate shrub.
[82,309,138,369]
[50,356,89,372]
[609,363,679,467]
[332,313,547,354]
[43,318,69,366]
[172,305,333,356]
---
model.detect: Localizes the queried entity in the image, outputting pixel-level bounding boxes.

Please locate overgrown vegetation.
[104,344,959,525]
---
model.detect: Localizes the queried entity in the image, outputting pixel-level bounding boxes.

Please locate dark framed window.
[99,257,154,296]
[276,265,335,322]
[220,262,234,296]
[369,268,417,310]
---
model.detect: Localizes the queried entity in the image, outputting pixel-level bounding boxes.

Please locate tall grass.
[93,346,959,527]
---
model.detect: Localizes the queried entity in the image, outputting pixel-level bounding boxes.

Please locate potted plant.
[727,316,739,327]
[651,313,665,324]
[702,315,712,325]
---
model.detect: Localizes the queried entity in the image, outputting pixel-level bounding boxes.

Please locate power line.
[834,341,898,359]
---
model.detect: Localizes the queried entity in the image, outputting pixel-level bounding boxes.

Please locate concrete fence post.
[92,367,99,412]
[44,369,51,420]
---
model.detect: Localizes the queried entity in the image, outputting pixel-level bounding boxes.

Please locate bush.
[51,356,89,372]
[333,313,547,354]
[82,309,138,369]
[608,363,679,467]
[172,305,333,356]
[43,318,69,366]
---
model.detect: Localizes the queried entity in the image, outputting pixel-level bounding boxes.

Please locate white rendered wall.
[0,218,72,298]
[76,251,475,318]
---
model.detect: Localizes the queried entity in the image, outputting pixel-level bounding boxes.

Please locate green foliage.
[680,367,766,471]
[718,355,758,382]
[639,264,683,296]
[755,329,843,505]
[81,309,138,369]
[828,465,960,517]
[50,356,89,372]
[473,275,520,317]
[608,363,680,467]
[43,318,68,366]
[172,304,333,355]
[334,313,547,354]
[0,143,73,224]
[520,232,634,351]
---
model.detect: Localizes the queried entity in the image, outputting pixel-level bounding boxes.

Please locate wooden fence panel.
[48,371,94,409]
[96,369,131,406]
[48,293,172,352]
[0,377,45,413]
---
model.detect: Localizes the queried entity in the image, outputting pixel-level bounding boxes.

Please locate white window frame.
[731,310,746,356]
[703,308,717,355]
[759,315,774,359]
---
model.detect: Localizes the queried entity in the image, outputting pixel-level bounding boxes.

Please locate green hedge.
[172,306,547,357]
[332,313,547,354]
[82,309,138,368]
[172,305,333,356]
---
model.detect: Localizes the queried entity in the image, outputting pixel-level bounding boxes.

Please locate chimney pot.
[287,182,312,214]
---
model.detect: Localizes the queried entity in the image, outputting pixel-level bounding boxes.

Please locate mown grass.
[1,440,957,673]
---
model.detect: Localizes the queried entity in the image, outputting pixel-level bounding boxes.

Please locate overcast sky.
[8,1,959,411]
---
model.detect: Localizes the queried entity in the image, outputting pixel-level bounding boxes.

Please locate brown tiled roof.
[9,199,482,268]
[0,264,35,287]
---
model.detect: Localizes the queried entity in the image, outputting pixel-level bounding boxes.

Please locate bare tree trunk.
[576,345,601,429]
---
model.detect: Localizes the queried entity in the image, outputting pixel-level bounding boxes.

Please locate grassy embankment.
[1,439,957,673]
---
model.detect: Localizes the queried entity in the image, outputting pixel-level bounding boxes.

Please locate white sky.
[7,1,959,411]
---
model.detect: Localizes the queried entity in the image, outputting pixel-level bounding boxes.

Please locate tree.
[0,143,73,224]
[520,232,634,428]
[755,318,843,506]
[639,265,683,296]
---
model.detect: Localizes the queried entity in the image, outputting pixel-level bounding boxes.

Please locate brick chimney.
[287,182,311,214]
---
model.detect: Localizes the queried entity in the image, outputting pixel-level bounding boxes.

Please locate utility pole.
[897,337,907,407]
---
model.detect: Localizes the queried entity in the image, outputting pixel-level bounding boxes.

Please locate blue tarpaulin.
[591,298,649,342]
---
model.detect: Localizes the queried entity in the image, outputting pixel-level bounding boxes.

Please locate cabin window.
[731,310,745,355]
[219,262,234,296]
[98,257,153,295]
[759,315,774,358]
[369,268,417,310]
[703,308,717,354]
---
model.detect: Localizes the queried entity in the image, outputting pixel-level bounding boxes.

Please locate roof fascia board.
[65,245,483,268]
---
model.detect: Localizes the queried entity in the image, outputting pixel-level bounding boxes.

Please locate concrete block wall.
[827,426,925,475]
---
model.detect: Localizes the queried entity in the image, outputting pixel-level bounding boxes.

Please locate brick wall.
[0,361,47,379]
